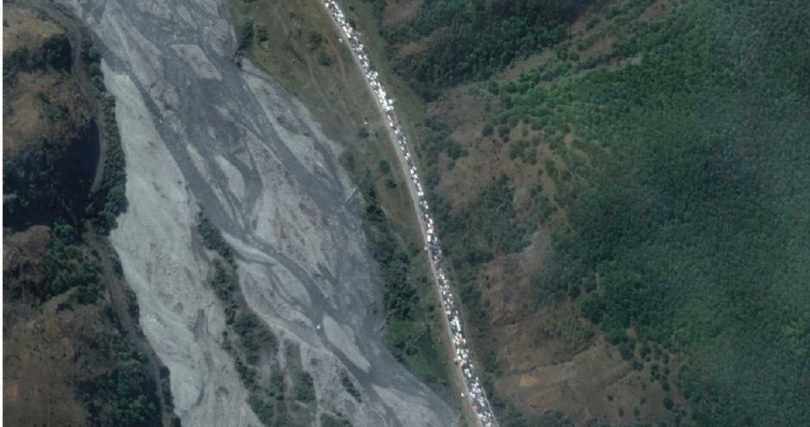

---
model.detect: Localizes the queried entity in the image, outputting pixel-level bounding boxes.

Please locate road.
[318,1,500,426]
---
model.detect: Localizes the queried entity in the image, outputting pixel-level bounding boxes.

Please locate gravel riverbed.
[55,0,456,425]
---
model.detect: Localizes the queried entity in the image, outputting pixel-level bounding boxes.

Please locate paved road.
[318,1,500,426]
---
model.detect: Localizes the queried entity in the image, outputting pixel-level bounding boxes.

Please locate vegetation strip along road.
[318,1,499,426]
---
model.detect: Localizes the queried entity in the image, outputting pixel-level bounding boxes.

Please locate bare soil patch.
[3,70,91,156]
[3,6,64,56]
[640,0,678,22]
[4,291,94,427]
[3,226,51,299]
[382,0,420,28]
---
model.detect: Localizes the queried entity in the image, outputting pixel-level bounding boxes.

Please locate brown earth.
[3,226,176,427]
[3,294,92,427]
[3,6,91,157]
[3,226,52,301]
[499,337,687,424]
[428,90,684,426]
[3,70,92,156]
[3,226,99,427]
[3,6,64,56]
[478,256,688,426]
[381,0,420,28]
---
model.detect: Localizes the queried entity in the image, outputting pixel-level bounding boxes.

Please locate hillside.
[336,0,810,425]
[3,5,176,426]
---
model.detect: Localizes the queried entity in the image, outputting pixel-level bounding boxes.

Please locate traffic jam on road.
[322,1,497,426]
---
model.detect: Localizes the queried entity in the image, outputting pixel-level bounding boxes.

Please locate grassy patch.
[345,158,453,396]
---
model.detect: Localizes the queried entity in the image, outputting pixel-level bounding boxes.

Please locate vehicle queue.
[322,2,498,426]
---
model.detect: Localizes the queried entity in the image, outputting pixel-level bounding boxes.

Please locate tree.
[317,51,332,66]
[308,31,323,50]
[664,396,674,411]
[618,342,634,361]
[237,20,254,52]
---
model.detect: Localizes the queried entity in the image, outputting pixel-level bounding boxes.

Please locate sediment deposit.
[57,0,454,425]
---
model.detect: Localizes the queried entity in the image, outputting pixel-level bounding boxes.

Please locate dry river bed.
[54,0,456,425]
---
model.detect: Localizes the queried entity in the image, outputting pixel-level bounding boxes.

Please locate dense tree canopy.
[514,0,810,424]
[380,0,594,98]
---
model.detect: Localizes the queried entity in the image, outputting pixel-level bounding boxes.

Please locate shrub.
[318,51,332,66]
[257,27,270,43]
[321,413,352,427]
[295,371,315,403]
[308,31,323,50]
[579,295,604,323]
[237,20,254,52]
[378,160,390,174]
[618,342,634,361]
[197,213,234,263]
[585,15,600,30]
[249,396,275,425]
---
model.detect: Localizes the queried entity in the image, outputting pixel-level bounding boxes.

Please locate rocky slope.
[56,0,455,425]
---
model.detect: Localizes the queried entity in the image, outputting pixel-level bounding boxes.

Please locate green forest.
[376,0,594,98]
[550,1,810,423]
[486,0,807,425]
